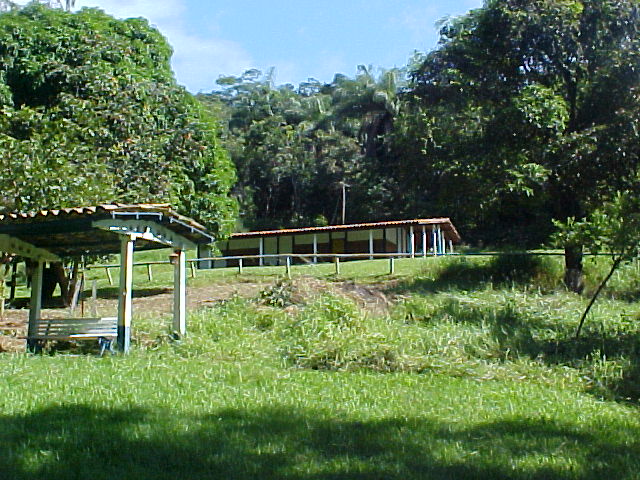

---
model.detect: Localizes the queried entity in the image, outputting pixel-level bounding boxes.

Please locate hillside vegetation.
[1,255,639,479]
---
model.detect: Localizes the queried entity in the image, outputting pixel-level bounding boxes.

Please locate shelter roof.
[231,218,461,243]
[0,204,214,257]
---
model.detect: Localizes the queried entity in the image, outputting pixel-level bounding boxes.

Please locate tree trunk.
[564,244,584,294]
[41,262,72,306]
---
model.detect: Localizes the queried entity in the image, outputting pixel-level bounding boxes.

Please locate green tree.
[0,3,236,236]
[556,185,640,337]
[201,70,366,230]
[0,4,237,303]
[410,0,640,291]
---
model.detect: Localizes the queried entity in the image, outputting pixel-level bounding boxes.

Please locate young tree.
[410,0,640,292]
[556,186,640,337]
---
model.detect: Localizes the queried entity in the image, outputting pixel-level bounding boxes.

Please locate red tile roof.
[232,218,461,242]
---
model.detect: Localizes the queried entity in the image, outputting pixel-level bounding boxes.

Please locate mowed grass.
[1,254,640,479]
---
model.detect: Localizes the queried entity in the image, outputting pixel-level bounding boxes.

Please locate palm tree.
[329,65,405,158]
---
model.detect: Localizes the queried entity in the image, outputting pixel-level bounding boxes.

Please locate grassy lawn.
[1,254,640,479]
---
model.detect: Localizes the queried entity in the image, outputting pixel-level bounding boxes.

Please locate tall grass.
[2,253,640,479]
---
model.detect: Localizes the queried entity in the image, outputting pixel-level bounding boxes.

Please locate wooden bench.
[27,316,118,355]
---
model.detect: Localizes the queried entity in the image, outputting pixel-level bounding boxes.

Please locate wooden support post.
[147,264,153,282]
[69,273,83,315]
[197,245,212,270]
[286,256,291,279]
[259,238,264,266]
[91,280,98,317]
[409,226,415,258]
[117,236,135,353]
[396,228,402,255]
[26,260,44,352]
[313,234,318,264]
[105,266,113,285]
[369,230,374,260]
[335,257,340,275]
[422,226,427,258]
[238,258,243,275]
[173,249,187,338]
[383,228,387,254]
[9,262,17,301]
[449,239,453,255]
[389,257,395,275]
[438,227,444,256]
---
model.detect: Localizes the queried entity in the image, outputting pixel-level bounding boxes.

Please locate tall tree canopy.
[200,66,410,231]
[0,4,236,235]
[408,0,640,291]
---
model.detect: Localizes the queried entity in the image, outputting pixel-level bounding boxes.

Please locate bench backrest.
[30,317,118,340]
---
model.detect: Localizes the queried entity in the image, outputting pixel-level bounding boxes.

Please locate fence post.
[286,256,291,279]
[190,261,197,278]
[238,258,243,275]
[335,257,340,275]
[105,266,113,286]
[389,257,395,275]
[147,264,153,282]
[91,280,98,317]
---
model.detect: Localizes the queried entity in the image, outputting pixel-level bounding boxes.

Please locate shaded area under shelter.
[0,204,214,353]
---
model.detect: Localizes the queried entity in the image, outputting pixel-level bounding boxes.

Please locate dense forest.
[0,0,638,292]
[201,0,640,292]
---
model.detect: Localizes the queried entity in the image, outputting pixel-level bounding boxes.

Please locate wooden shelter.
[207,218,461,267]
[0,204,214,353]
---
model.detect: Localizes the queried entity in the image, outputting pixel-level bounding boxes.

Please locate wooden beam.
[93,219,196,250]
[173,249,187,338]
[117,235,135,353]
[0,234,59,262]
[26,260,44,352]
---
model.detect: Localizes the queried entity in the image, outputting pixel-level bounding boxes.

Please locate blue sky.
[56,1,482,92]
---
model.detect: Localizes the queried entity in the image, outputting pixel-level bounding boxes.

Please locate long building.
[203,218,461,267]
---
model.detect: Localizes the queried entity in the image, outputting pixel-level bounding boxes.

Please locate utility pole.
[339,181,350,224]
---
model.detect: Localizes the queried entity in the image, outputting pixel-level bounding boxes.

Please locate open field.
[1,254,640,479]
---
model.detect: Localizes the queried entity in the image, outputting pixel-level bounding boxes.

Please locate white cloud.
[392,2,483,46]
[14,0,254,92]
[168,31,253,92]
[77,0,186,23]
[77,0,253,92]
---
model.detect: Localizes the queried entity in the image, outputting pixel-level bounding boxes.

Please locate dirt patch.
[0,281,267,353]
[0,276,393,353]
[258,276,391,316]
